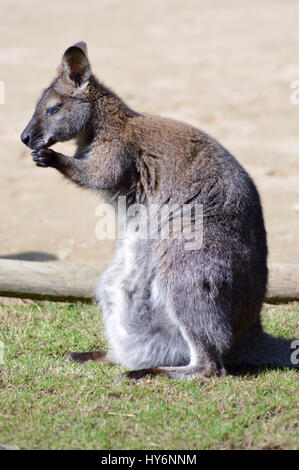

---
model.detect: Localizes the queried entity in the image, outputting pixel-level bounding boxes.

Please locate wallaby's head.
[21,42,93,150]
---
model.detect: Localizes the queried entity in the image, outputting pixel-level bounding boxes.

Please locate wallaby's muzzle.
[20,130,31,147]
[21,116,55,151]
[20,121,35,148]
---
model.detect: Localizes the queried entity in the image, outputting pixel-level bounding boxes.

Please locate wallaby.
[21,42,297,381]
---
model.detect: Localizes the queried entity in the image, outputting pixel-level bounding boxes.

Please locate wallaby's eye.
[46,104,62,116]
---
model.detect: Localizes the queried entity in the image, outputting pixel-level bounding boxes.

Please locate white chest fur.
[96,228,140,362]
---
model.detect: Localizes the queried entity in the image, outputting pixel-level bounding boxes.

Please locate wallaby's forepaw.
[32,149,57,167]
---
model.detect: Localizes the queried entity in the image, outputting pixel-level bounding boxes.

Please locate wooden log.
[0,259,298,303]
[0,259,108,302]
[266,263,299,304]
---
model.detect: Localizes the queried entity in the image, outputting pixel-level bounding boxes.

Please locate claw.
[31,148,55,168]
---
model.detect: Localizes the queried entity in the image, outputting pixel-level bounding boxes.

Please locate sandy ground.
[0,0,299,267]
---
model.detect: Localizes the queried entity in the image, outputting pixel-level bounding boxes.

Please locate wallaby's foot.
[66,350,109,364]
[32,149,58,167]
[116,363,227,382]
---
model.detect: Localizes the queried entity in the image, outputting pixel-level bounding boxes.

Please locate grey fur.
[21,43,297,380]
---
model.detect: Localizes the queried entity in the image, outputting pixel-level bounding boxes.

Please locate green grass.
[0,300,298,450]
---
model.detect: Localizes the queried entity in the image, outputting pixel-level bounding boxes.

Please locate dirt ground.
[0,0,299,267]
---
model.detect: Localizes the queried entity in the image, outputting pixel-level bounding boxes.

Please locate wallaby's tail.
[225,324,298,368]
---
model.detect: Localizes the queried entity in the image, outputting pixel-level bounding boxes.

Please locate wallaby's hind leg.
[66,350,113,364]
[117,335,227,382]
[117,262,232,382]
[116,362,226,382]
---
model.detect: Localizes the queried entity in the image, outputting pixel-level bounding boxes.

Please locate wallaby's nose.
[21,131,30,147]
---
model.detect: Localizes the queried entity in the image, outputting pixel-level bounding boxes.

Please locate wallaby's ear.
[73,41,88,55]
[62,42,91,88]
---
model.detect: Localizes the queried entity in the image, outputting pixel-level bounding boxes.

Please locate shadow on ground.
[0,251,58,262]
[227,363,298,377]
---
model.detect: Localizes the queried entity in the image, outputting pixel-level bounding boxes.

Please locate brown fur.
[21,42,298,381]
